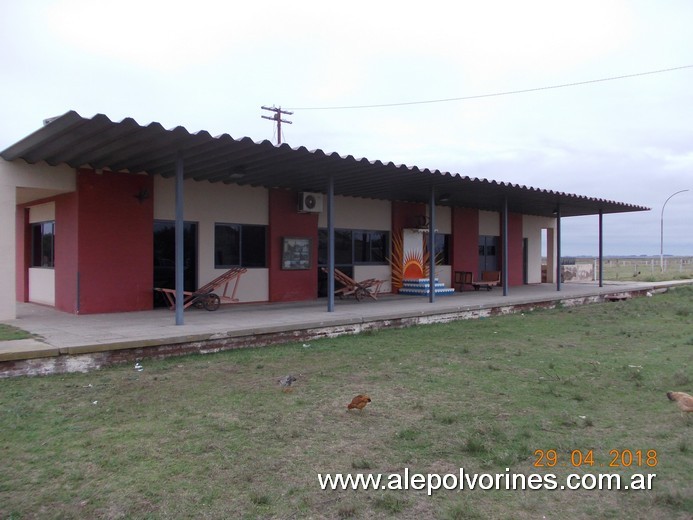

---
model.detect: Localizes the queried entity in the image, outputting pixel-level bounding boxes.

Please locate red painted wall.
[16,193,79,310]
[391,201,427,233]
[506,212,524,286]
[268,189,319,302]
[451,207,479,278]
[76,169,153,313]
[54,192,79,313]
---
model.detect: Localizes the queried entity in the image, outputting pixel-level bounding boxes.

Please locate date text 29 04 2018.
[533,449,658,468]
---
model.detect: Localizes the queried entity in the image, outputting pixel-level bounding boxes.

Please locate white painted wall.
[0,178,16,320]
[0,160,75,319]
[29,202,56,223]
[353,265,392,293]
[429,205,452,234]
[154,176,269,302]
[26,202,57,305]
[28,268,55,305]
[479,210,500,236]
[546,226,556,283]
[523,215,555,284]
[2,160,76,197]
[154,177,268,224]
[318,195,391,229]
[435,265,452,287]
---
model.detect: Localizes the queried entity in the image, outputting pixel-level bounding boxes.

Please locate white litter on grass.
[628,365,643,369]
[92,401,98,405]
[302,343,311,348]
[134,362,143,371]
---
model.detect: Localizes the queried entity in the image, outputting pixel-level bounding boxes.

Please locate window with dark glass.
[241,225,267,267]
[318,229,328,265]
[215,223,267,268]
[31,221,55,268]
[354,231,388,263]
[318,228,389,265]
[318,229,354,265]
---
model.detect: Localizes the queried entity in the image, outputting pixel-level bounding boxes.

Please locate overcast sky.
[1,0,691,256]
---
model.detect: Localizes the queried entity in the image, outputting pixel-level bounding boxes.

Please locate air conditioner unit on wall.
[298,192,323,213]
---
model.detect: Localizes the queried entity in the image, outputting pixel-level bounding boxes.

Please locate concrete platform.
[1,280,690,377]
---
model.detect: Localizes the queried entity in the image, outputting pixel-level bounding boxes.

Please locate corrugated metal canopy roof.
[1,111,649,218]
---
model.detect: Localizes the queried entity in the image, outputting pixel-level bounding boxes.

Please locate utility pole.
[660,189,689,272]
[261,106,293,145]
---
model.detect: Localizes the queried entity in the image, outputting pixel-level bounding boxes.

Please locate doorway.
[523,238,529,284]
[478,235,499,274]
[153,220,198,307]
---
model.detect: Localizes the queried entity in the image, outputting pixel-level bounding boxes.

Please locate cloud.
[1,0,691,255]
[44,0,263,71]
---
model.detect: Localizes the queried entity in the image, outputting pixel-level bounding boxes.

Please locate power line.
[287,65,693,111]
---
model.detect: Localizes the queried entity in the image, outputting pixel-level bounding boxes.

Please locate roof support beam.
[598,210,604,287]
[327,173,335,312]
[428,186,436,303]
[175,156,185,325]
[556,204,562,292]
[502,196,509,296]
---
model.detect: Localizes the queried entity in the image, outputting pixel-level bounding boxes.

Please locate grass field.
[0,324,31,342]
[602,256,693,282]
[1,286,692,519]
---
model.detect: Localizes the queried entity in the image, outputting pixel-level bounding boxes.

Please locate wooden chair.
[454,271,473,291]
[322,267,384,301]
[471,270,501,291]
[155,267,247,311]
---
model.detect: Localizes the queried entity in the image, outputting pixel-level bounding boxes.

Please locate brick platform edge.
[0,289,654,378]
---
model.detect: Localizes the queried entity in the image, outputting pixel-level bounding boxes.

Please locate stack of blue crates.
[399,278,455,296]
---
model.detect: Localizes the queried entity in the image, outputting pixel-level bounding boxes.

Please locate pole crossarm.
[261,106,293,145]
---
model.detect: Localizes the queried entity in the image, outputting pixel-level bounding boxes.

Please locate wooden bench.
[471,270,501,291]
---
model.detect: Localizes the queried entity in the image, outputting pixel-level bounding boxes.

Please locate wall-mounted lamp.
[228,165,246,181]
[134,188,150,203]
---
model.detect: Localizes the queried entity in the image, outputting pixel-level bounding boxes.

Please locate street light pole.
[660,189,689,272]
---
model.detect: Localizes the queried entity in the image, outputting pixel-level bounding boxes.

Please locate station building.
[0,111,648,320]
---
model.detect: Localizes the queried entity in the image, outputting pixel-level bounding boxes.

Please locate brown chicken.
[278,374,297,392]
[666,391,693,415]
[347,394,371,411]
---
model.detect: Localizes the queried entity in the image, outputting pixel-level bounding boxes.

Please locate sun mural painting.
[388,229,431,291]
